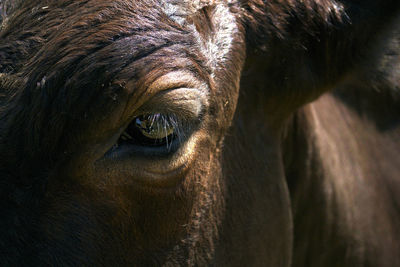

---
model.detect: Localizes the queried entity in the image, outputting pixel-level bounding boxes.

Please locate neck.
[285,88,400,267]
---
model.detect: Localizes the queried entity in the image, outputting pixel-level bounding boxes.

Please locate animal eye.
[119,113,178,148]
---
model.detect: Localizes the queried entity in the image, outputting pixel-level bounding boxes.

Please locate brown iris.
[119,113,177,147]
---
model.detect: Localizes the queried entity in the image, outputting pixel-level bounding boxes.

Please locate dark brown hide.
[0,0,399,266]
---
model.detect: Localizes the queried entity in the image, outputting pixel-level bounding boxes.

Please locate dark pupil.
[123,114,175,147]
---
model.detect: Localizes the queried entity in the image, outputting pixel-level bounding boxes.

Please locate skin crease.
[0,0,399,266]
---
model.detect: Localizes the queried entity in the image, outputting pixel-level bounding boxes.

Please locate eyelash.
[116,113,184,151]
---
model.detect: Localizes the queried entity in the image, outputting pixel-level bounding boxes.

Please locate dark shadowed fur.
[0,0,399,266]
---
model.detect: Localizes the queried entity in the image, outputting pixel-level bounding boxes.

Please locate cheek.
[183,136,222,187]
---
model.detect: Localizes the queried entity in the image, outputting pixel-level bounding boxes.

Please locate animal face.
[0,0,399,266]
[0,1,248,265]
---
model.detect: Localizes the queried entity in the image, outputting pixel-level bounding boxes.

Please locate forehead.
[31,2,235,73]
[5,0,243,114]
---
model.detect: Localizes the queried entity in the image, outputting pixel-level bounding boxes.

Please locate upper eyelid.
[136,88,208,120]
[146,71,208,94]
[121,71,209,123]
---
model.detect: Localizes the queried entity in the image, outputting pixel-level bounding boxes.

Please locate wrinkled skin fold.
[0,0,399,266]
